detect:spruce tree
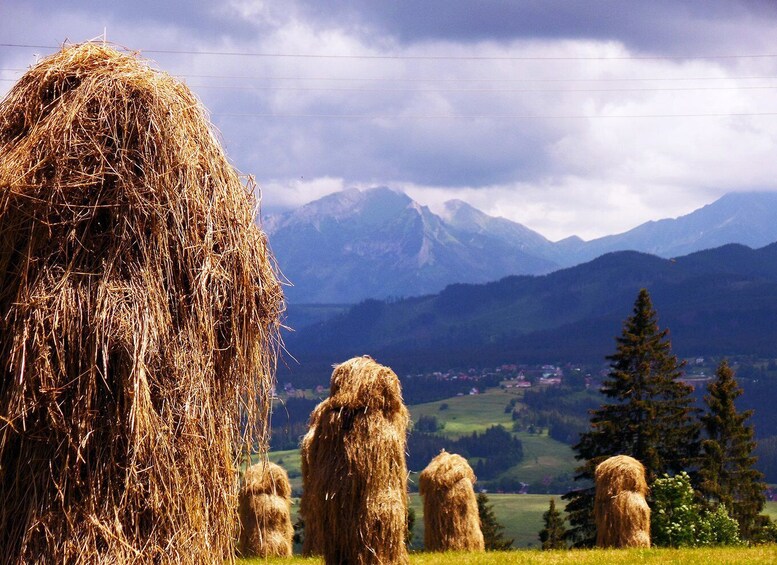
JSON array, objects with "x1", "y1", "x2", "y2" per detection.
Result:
[
  {"x1": 476, "y1": 492, "x2": 513, "y2": 550},
  {"x1": 539, "y1": 498, "x2": 566, "y2": 549},
  {"x1": 563, "y1": 288, "x2": 700, "y2": 546},
  {"x1": 698, "y1": 359, "x2": 765, "y2": 539}
]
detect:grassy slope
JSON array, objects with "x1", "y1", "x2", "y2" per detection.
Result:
[
  {"x1": 408, "y1": 388, "x2": 519, "y2": 435},
  {"x1": 268, "y1": 385, "x2": 578, "y2": 493},
  {"x1": 406, "y1": 386, "x2": 578, "y2": 485},
  {"x1": 239, "y1": 545, "x2": 777, "y2": 564}
]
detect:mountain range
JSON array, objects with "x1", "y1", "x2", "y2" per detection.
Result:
[
  {"x1": 282, "y1": 243, "x2": 777, "y2": 384},
  {"x1": 264, "y1": 189, "x2": 777, "y2": 304}
]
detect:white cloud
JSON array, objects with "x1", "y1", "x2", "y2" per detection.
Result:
[{"x1": 259, "y1": 176, "x2": 347, "y2": 212}]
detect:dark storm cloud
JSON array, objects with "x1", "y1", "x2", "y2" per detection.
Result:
[
  {"x1": 1, "y1": 0, "x2": 260, "y2": 42},
  {"x1": 217, "y1": 111, "x2": 556, "y2": 189},
  {"x1": 294, "y1": 0, "x2": 777, "y2": 55}
]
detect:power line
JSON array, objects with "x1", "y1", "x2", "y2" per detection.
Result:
[
  {"x1": 3, "y1": 65, "x2": 777, "y2": 84},
  {"x1": 4, "y1": 75, "x2": 777, "y2": 94},
  {"x1": 188, "y1": 84, "x2": 777, "y2": 93},
  {"x1": 213, "y1": 111, "x2": 777, "y2": 120},
  {"x1": 3, "y1": 42, "x2": 777, "y2": 61},
  {"x1": 4, "y1": 67, "x2": 777, "y2": 86},
  {"x1": 168, "y1": 74, "x2": 777, "y2": 84}
]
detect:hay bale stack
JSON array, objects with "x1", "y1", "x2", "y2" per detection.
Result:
[
  {"x1": 300, "y1": 356, "x2": 409, "y2": 564},
  {"x1": 595, "y1": 455, "x2": 651, "y2": 548},
  {"x1": 0, "y1": 43, "x2": 283, "y2": 563},
  {"x1": 237, "y1": 462, "x2": 294, "y2": 557},
  {"x1": 419, "y1": 450, "x2": 484, "y2": 552},
  {"x1": 299, "y1": 402, "x2": 325, "y2": 556}
]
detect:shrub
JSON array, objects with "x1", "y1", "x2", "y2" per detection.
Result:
[{"x1": 651, "y1": 472, "x2": 741, "y2": 548}]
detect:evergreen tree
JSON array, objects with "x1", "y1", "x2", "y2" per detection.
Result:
[
  {"x1": 476, "y1": 492, "x2": 513, "y2": 550},
  {"x1": 563, "y1": 288, "x2": 700, "y2": 546},
  {"x1": 698, "y1": 360, "x2": 766, "y2": 539},
  {"x1": 538, "y1": 498, "x2": 566, "y2": 549}
]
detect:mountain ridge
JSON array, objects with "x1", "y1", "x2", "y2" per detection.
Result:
[
  {"x1": 264, "y1": 188, "x2": 777, "y2": 303},
  {"x1": 265, "y1": 186, "x2": 557, "y2": 303}
]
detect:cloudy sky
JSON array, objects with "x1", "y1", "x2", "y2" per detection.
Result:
[{"x1": 3, "y1": 1, "x2": 777, "y2": 240}]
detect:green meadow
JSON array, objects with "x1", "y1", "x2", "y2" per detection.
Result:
[{"x1": 408, "y1": 388, "x2": 520, "y2": 435}]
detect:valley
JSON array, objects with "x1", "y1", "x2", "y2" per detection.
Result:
[{"x1": 265, "y1": 377, "x2": 777, "y2": 548}]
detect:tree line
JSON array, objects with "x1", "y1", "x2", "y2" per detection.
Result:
[{"x1": 407, "y1": 423, "x2": 524, "y2": 482}]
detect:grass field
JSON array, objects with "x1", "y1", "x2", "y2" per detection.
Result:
[
  {"x1": 503, "y1": 431, "x2": 576, "y2": 485},
  {"x1": 408, "y1": 388, "x2": 520, "y2": 435},
  {"x1": 237, "y1": 545, "x2": 777, "y2": 564},
  {"x1": 268, "y1": 384, "x2": 579, "y2": 494},
  {"x1": 238, "y1": 489, "x2": 777, "y2": 552}
]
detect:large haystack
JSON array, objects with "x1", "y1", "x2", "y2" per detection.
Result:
[
  {"x1": 238, "y1": 462, "x2": 294, "y2": 557},
  {"x1": 595, "y1": 455, "x2": 651, "y2": 548},
  {"x1": 0, "y1": 43, "x2": 283, "y2": 563},
  {"x1": 300, "y1": 356, "x2": 410, "y2": 564},
  {"x1": 419, "y1": 450, "x2": 484, "y2": 552}
]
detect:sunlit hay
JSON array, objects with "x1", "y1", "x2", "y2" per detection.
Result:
[
  {"x1": 300, "y1": 356, "x2": 410, "y2": 564},
  {"x1": 419, "y1": 450, "x2": 484, "y2": 552},
  {"x1": 612, "y1": 491, "x2": 651, "y2": 547},
  {"x1": 237, "y1": 462, "x2": 293, "y2": 558},
  {"x1": 595, "y1": 455, "x2": 651, "y2": 548},
  {"x1": 0, "y1": 43, "x2": 284, "y2": 564},
  {"x1": 299, "y1": 402, "x2": 325, "y2": 556}
]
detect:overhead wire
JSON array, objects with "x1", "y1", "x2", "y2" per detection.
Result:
[
  {"x1": 3, "y1": 42, "x2": 777, "y2": 120},
  {"x1": 4, "y1": 74, "x2": 777, "y2": 94},
  {"x1": 3, "y1": 42, "x2": 777, "y2": 60},
  {"x1": 212, "y1": 111, "x2": 777, "y2": 120},
  {"x1": 5, "y1": 67, "x2": 777, "y2": 84}
]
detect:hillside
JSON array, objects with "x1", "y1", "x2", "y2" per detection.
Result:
[{"x1": 285, "y1": 243, "x2": 777, "y2": 366}]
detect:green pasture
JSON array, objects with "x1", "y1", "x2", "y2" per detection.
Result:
[
  {"x1": 404, "y1": 385, "x2": 578, "y2": 485},
  {"x1": 504, "y1": 431, "x2": 576, "y2": 485},
  {"x1": 407, "y1": 387, "x2": 521, "y2": 436}
]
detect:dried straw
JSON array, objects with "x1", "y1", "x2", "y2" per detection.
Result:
[
  {"x1": 299, "y1": 402, "x2": 325, "y2": 556},
  {"x1": 595, "y1": 455, "x2": 651, "y2": 548},
  {"x1": 419, "y1": 450, "x2": 484, "y2": 552},
  {"x1": 237, "y1": 462, "x2": 293, "y2": 558},
  {"x1": 0, "y1": 43, "x2": 283, "y2": 563},
  {"x1": 300, "y1": 356, "x2": 410, "y2": 564}
]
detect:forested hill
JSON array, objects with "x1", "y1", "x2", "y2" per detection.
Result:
[{"x1": 283, "y1": 243, "x2": 777, "y2": 372}]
